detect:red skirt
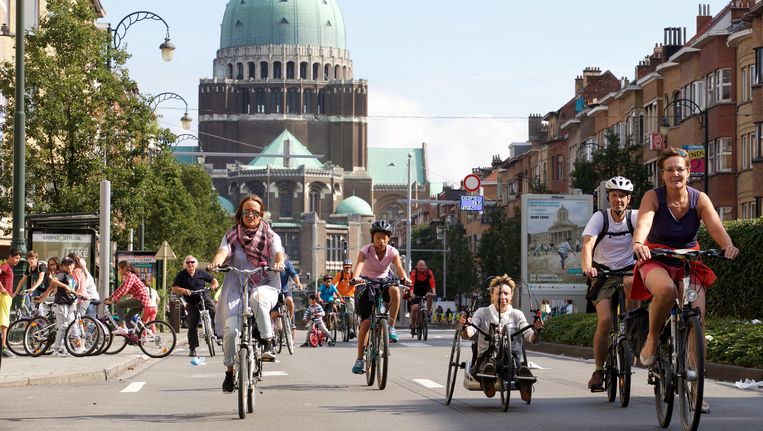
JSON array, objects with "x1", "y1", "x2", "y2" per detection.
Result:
[{"x1": 630, "y1": 242, "x2": 717, "y2": 301}]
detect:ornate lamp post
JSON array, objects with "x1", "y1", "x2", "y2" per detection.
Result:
[
  {"x1": 149, "y1": 92, "x2": 192, "y2": 130},
  {"x1": 108, "y1": 11, "x2": 175, "y2": 69},
  {"x1": 173, "y1": 134, "x2": 205, "y2": 165},
  {"x1": 660, "y1": 98, "x2": 709, "y2": 193}
]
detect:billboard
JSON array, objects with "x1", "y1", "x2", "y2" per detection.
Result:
[
  {"x1": 30, "y1": 230, "x2": 95, "y2": 270},
  {"x1": 114, "y1": 251, "x2": 160, "y2": 292},
  {"x1": 682, "y1": 144, "x2": 704, "y2": 181},
  {"x1": 520, "y1": 194, "x2": 593, "y2": 315}
]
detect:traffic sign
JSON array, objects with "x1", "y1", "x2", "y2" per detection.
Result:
[
  {"x1": 460, "y1": 195, "x2": 484, "y2": 211},
  {"x1": 463, "y1": 174, "x2": 481, "y2": 192}
]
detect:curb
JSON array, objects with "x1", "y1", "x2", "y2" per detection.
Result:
[
  {"x1": 526, "y1": 342, "x2": 763, "y2": 383},
  {"x1": 0, "y1": 355, "x2": 151, "y2": 389}
]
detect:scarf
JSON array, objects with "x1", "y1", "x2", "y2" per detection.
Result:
[{"x1": 225, "y1": 220, "x2": 274, "y2": 270}]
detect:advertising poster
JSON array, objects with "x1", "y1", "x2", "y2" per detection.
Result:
[
  {"x1": 30, "y1": 231, "x2": 95, "y2": 269},
  {"x1": 682, "y1": 144, "x2": 704, "y2": 181},
  {"x1": 521, "y1": 194, "x2": 592, "y2": 289},
  {"x1": 115, "y1": 251, "x2": 159, "y2": 291}
]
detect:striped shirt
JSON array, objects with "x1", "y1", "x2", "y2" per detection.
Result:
[{"x1": 112, "y1": 271, "x2": 150, "y2": 308}]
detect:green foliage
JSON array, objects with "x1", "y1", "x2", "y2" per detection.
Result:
[
  {"x1": 410, "y1": 223, "x2": 476, "y2": 300},
  {"x1": 697, "y1": 218, "x2": 763, "y2": 319},
  {"x1": 542, "y1": 313, "x2": 763, "y2": 368},
  {"x1": 477, "y1": 206, "x2": 522, "y2": 283},
  {"x1": 570, "y1": 129, "x2": 652, "y2": 207}
]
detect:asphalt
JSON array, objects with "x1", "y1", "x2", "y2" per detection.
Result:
[{"x1": 2, "y1": 325, "x2": 762, "y2": 388}]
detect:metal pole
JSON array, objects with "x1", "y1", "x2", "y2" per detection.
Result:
[
  {"x1": 99, "y1": 180, "x2": 112, "y2": 306},
  {"x1": 443, "y1": 226, "x2": 447, "y2": 300},
  {"x1": 312, "y1": 217, "x2": 318, "y2": 296},
  {"x1": 11, "y1": 0, "x2": 27, "y2": 261},
  {"x1": 703, "y1": 110, "x2": 709, "y2": 195},
  {"x1": 406, "y1": 153, "x2": 412, "y2": 273}
]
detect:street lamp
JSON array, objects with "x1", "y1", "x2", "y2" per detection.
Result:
[
  {"x1": 109, "y1": 11, "x2": 175, "y2": 67},
  {"x1": 173, "y1": 134, "x2": 205, "y2": 165},
  {"x1": 660, "y1": 98, "x2": 708, "y2": 193},
  {"x1": 11, "y1": 0, "x2": 27, "y2": 276},
  {"x1": 149, "y1": 92, "x2": 193, "y2": 130},
  {"x1": 576, "y1": 141, "x2": 603, "y2": 162}
]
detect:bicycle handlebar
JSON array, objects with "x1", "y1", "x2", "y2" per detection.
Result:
[
  {"x1": 596, "y1": 269, "x2": 634, "y2": 277},
  {"x1": 649, "y1": 248, "x2": 724, "y2": 259},
  {"x1": 213, "y1": 265, "x2": 272, "y2": 275}
]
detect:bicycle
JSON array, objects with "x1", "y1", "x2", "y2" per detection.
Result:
[
  {"x1": 6, "y1": 293, "x2": 44, "y2": 356},
  {"x1": 189, "y1": 289, "x2": 217, "y2": 357},
  {"x1": 214, "y1": 264, "x2": 273, "y2": 420},
  {"x1": 410, "y1": 293, "x2": 431, "y2": 341},
  {"x1": 62, "y1": 304, "x2": 101, "y2": 357},
  {"x1": 593, "y1": 268, "x2": 634, "y2": 407},
  {"x1": 339, "y1": 297, "x2": 354, "y2": 342},
  {"x1": 324, "y1": 301, "x2": 340, "y2": 343},
  {"x1": 646, "y1": 248, "x2": 724, "y2": 431},
  {"x1": 273, "y1": 293, "x2": 294, "y2": 355},
  {"x1": 96, "y1": 304, "x2": 176, "y2": 358},
  {"x1": 306, "y1": 316, "x2": 328, "y2": 347},
  {"x1": 355, "y1": 276, "x2": 405, "y2": 390},
  {"x1": 23, "y1": 312, "x2": 59, "y2": 357}
]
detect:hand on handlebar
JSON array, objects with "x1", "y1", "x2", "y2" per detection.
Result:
[
  {"x1": 582, "y1": 266, "x2": 598, "y2": 278},
  {"x1": 459, "y1": 313, "x2": 470, "y2": 326},
  {"x1": 723, "y1": 245, "x2": 740, "y2": 260}
]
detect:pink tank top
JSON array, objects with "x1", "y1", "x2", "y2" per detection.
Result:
[{"x1": 360, "y1": 244, "x2": 398, "y2": 279}]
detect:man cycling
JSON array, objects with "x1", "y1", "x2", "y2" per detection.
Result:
[
  {"x1": 279, "y1": 259, "x2": 302, "y2": 337},
  {"x1": 333, "y1": 259, "x2": 357, "y2": 339},
  {"x1": 581, "y1": 176, "x2": 639, "y2": 391},
  {"x1": 408, "y1": 259, "x2": 435, "y2": 337},
  {"x1": 171, "y1": 255, "x2": 218, "y2": 357},
  {"x1": 350, "y1": 220, "x2": 412, "y2": 374}
]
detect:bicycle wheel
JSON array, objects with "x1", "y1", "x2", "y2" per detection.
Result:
[
  {"x1": 416, "y1": 312, "x2": 422, "y2": 340},
  {"x1": 445, "y1": 329, "x2": 461, "y2": 404},
  {"x1": 331, "y1": 314, "x2": 338, "y2": 342},
  {"x1": 24, "y1": 317, "x2": 52, "y2": 357},
  {"x1": 64, "y1": 316, "x2": 99, "y2": 357},
  {"x1": 618, "y1": 338, "x2": 633, "y2": 407},
  {"x1": 377, "y1": 318, "x2": 389, "y2": 390},
  {"x1": 105, "y1": 332, "x2": 128, "y2": 355},
  {"x1": 203, "y1": 313, "x2": 216, "y2": 357},
  {"x1": 654, "y1": 330, "x2": 675, "y2": 428},
  {"x1": 138, "y1": 320, "x2": 176, "y2": 358},
  {"x1": 605, "y1": 341, "x2": 617, "y2": 402},
  {"x1": 678, "y1": 315, "x2": 704, "y2": 431},
  {"x1": 499, "y1": 329, "x2": 513, "y2": 411},
  {"x1": 422, "y1": 310, "x2": 429, "y2": 341},
  {"x1": 309, "y1": 330, "x2": 319, "y2": 347},
  {"x1": 238, "y1": 347, "x2": 249, "y2": 419},
  {"x1": 341, "y1": 313, "x2": 349, "y2": 343},
  {"x1": 365, "y1": 322, "x2": 376, "y2": 387},
  {"x1": 274, "y1": 320, "x2": 284, "y2": 354},
  {"x1": 6, "y1": 318, "x2": 31, "y2": 356},
  {"x1": 282, "y1": 312, "x2": 294, "y2": 355},
  {"x1": 92, "y1": 320, "x2": 109, "y2": 356}
]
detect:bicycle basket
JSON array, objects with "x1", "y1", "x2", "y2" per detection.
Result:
[{"x1": 624, "y1": 306, "x2": 649, "y2": 354}]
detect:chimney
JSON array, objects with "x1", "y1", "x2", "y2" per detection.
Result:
[
  {"x1": 636, "y1": 59, "x2": 651, "y2": 80},
  {"x1": 663, "y1": 27, "x2": 685, "y2": 60},
  {"x1": 575, "y1": 75, "x2": 583, "y2": 94},
  {"x1": 528, "y1": 114, "x2": 542, "y2": 142},
  {"x1": 582, "y1": 67, "x2": 602, "y2": 88},
  {"x1": 697, "y1": 4, "x2": 712, "y2": 32}
]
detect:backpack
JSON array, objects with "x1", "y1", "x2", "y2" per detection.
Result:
[{"x1": 593, "y1": 209, "x2": 634, "y2": 252}]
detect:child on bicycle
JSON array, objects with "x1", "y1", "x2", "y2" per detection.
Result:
[
  {"x1": 301, "y1": 294, "x2": 334, "y2": 347},
  {"x1": 459, "y1": 275, "x2": 543, "y2": 401},
  {"x1": 318, "y1": 274, "x2": 342, "y2": 314},
  {"x1": 350, "y1": 220, "x2": 412, "y2": 374}
]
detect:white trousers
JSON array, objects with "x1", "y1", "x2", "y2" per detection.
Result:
[{"x1": 222, "y1": 286, "x2": 279, "y2": 367}]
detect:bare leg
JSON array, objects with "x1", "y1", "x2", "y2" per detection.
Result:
[
  {"x1": 593, "y1": 298, "x2": 613, "y2": 368},
  {"x1": 640, "y1": 268, "x2": 676, "y2": 361},
  {"x1": 388, "y1": 285, "x2": 400, "y2": 326},
  {"x1": 356, "y1": 319, "x2": 371, "y2": 359},
  {"x1": 410, "y1": 303, "x2": 420, "y2": 328}
]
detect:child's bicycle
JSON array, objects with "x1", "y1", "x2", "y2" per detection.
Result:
[
  {"x1": 306, "y1": 317, "x2": 328, "y2": 347},
  {"x1": 95, "y1": 303, "x2": 176, "y2": 358}
]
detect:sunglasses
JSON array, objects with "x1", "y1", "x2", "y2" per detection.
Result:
[
  {"x1": 242, "y1": 209, "x2": 262, "y2": 218},
  {"x1": 185, "y1": 261, "x2": 197, "y2": 264}
]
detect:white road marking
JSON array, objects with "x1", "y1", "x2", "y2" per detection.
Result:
[
  {"x1": 262, "y1": 371, "x2": 288, "y2": 377},
  {"x1": 412, "y1": 379, "x2": 444, "y2": 389},
  {"x1": 400, "y1": 342, "x2": 432, "y2": 347},
  {"x1": 120, "y1": 382, "x2": 145, "y2": 393}
]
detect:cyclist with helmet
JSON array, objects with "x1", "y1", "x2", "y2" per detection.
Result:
[
  {"x1": 581, "y1": 176, "x2": 639, "y2": 391},
  {"x1": 333, "y1": 259, "x2": 357, "y2": 339},
  {"x1": 408, "y1": 260, "x2": 436, "y2": 337},
  {"x1": 279, "y1": 259, "x2": 302, "y2": 335},
  {"x1": 350, "y1": 220, "x2": 412, "y2": 374}
]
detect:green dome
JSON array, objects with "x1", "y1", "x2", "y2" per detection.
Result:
[
  {"x1": 220, "y1": 0, "x2": 347, "y2": 50},
  {"x1": 336, "y1": 196, "x2": 373, "y2": 217},
  {"x1": 218, "y1": 195, "x2": 236, "y2": 215}
]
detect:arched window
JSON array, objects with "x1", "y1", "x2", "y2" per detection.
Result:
[
  {"x1": 286, "y1": 61, "x2": 295, "y2": 79},
  {"x1": 312, "y1": 62, "x2": 320, "y2": 80},
  {"x1": 245, "y1": 182, "x2": 265, "y2": 198},
  {"x1": 324, "y1": 63, "x2": 331, "y2": 80},
  {"x1": 343, "y1": 66, "x2": 348, "y2": 80},
  {"x1": 273, "y1": 61, "x2": 282, "y2": 79},
  {"x1": 236, "y1": 62, "x2": 244, "y2": 80},
  {"x1": 334, "y1": 65, "x2": 341, "y2": 80},
  {"x1": 260, "y1": 61, "x2": 269, "y2": 79},
  {"x1": 247, "y1": 62, "x2": 256, "y2": 79},
  {"x1": 309, "y1": 189, "x2": 321, "y2": 214},
  {"x1": 227, "y1": 63, "x2": 233, "y2": 79},
  {"x1": 673, "y1": 91, "x2": 682, "y2": 126},
  {"x1": 299, "y1": 62, "x2": 308, "y2": 79},
  {"x1": 279, "y1": 184, "x2": 293, "y2": 218}
]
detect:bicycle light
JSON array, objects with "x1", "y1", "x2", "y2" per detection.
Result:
[{"x1": 685, "y1": 288, "x2": 698, "y2": 303}]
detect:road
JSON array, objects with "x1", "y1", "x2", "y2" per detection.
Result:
[{"x1": 1, "y1": 329, "x2": 760, "y2": 430}]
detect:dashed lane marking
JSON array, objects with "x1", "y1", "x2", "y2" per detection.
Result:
[
  {"x1": 412, "y1": 379, "x2": 444, "y2": 389},
  {"x1": 399, "y1": 342, "x2": 433, "y2": 347},
  {"x1": 262, "y1": 371, "x2": 288, "y2": 377},
  {"x1": 120, "y1": 382, "x2": 146, "y2": 393}
]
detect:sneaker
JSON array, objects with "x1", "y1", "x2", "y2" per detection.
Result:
[
  {"x1": 261, "y1": 341, "x2": 276, "y2": 361},
  {"x1": 54, "y1": 350, "x2": 69, "y2": 358},
  {"x1": 517, "y1": 366, "x2": 535, "y2": 402},
  {"x1": 328, "y1": 339, "x2": 335, "y2": 347},
  {"x1": 2, "y1": 348, "x2": 15, "y2": 358},
  {"x1": 188, "y1": 348, "x2": 197, "y2": 357},
  {"x1": 222, "y1": 371, "x2": 235, "y2": 393},
  {"x1": 74, "y1": 345, "x2": 87, "y2": 355},
  {"x1": 300, "y1": 342, "x2": 309, "y2": 348},
  {"x1": 352, "y1": 358, "x2": 365, "y2": 374},
  {"x1": 587, "y1": 370, "x2": 604, "y2": 392},
  {"x1": 215, "y1": 338, "x2": 223, "y2": 347},
  {"x1": 701, "y1": 400, "x2": 711, "y2": 414},
  {"x1": 389, "y1": 327, "x2": 398, "y2": 343},
  {"x1": 112, "y1": 326, "x2": 128, "y2": 336},
  {"x1": 480, "y1": 378, "x2": 496, "y2": 398}
]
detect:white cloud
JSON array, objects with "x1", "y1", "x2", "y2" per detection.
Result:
[{"x1": 367, "y1": 90, "x2": 527, "y2": 187}]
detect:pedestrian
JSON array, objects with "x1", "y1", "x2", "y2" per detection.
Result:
[
  {"x1": 0, "y1": 248, "x2": 22, "y2": 358},
  {"x1": 67, "y1": 253, "x2": 90, "y2": 319},
  {"x1": 171, "y1": 255, "x2": 217, "y2": 357},
  {"x1": 77, "y1": 256, "x2": 99, "y2": 317},
  {"x1": 142, "y1": 278, "x2": 160, "y2": 333}
]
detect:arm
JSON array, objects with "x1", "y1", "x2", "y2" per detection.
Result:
[
  {"x1": 108, "y1": 274, "x2": 135, "y2": 303},
  {"x1": 581, "y1": 235, "x2": 597, "y2": 278},
  {"x1": 210, "y1": 277, "x2": 219, "y2": 291},
  {"x1": 14, "y1": 274, "x2": 28, "y2": 295},
  {"x1": 696, "y1": 193, "x2": 739, "y2": 259},
  {"x1": 29, "y1": 271, "x2": 46, "y2": 292},
  {"x1": 633, "y1": 190, "x2": 658, "y2": 261},
  {"x1": 171, "y1": 284, "x2": 192, "y2": 297},
  {"x1": 37, "y1": 282, "x2": 57, "y2": 303},
  {"x1": 428, "y1": 270, "x2": 436, "y2": 295},
  {"x1": 392, "y1": 254, "x2": 412, "y2": 286},
  {"x1": 352, "y1": 251, "x2": 366, "y2": 280},
  {"x1": 208, "y1": 246, "x2": 230, "y2": 271}
]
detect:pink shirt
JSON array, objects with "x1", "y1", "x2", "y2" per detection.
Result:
[{"x1": 360, "y1": 244, "x2": 398, "y2": 279}]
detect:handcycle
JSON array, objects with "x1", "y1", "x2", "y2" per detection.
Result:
[
  {"x1": 646, "y1": 248, "x2": 725, "y2": 431},
  {"x1": 189, "y1": 288, "x2": 218, "y2": 357},
  {"x1": 354, "y1": 276, "x2": 407, "y2": 390},
  {"x1": 94, "y1": 301, "x2": 176, "y2": 358},
  {"x1": 446, "y1": 299, "x2": 539, "y2": 411},
  {"x1": 273, "y1": 293, "x2": 294, "y2": 355},
  {"x1": 214, "y1": 264, "x2": 274, "y2": 419},
  {"x1": 591, "y1": 268, "x2": 635, "y2": 407}
]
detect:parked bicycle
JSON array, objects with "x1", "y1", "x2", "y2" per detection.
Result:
[
  {"x1": 594, "y1": 268, "x2": 635, "y2": 407},
  {"x1": 62, "y1": 305, "x2": 100, "y2": 357},
  {"x1": 6, "y1": 293, "x2": 44, "y2": 356},
  {"x1": 214, "y1": 264, "x2": 273, "y2": 419},
  {"x1": 190, "y1": 289, "x2": 217, "y2": 357},
  {"x1": 647, "y1": 248, "x2": 724, "y2": 431}
]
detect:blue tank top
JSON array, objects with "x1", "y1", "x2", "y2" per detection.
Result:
[{"x1": 646, "y1": 186, "x2": 701, "y2": 249}]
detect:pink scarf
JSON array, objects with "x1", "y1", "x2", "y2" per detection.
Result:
[{"x1": 225, "y1": 220, "x2": 274, "y2": 269}]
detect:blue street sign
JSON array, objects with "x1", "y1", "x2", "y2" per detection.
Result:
[{"x1": 460, "y1": 195, "x2": 484, "y2": 211}]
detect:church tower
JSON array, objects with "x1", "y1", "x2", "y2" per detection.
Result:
[{"x1": 198, "y1": 0, "x2": 368, "y2": 173}]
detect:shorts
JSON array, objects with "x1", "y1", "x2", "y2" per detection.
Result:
[
  {"x1": 280, "y1": 287, "x2": 293, "y2": 298},
  {"x1": 591, "y1": 276, "x2": 624, "y2": 304},
  {"x1": 0, "y1": 292, "x2": 13, "y2": 328},
  {"x1": 355, "y1": 282, "x2": 394, "y2": 321},
  {"x1": 638, "y1": 260, "x2": 686, "y2": 287}
]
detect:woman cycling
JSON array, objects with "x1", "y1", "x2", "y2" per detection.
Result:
[
  {"x1": 208, "y1": 194, "x2": 285, "y2": 394},
  {"x1": 631, "y1": 147, "x2": 739, "y2": 413}
]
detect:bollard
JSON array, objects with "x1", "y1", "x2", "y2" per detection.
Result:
[{"x1": 168, "y1": 298, "x2": 181, "y2": 333}]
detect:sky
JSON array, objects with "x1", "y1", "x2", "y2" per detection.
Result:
[{"x1": 98, "y1": 0, "x2": 731, "y2": 189}]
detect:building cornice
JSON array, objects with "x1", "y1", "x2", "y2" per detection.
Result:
[{"x1": 637, "y1": 72, "x2": 663, "y2": 87}]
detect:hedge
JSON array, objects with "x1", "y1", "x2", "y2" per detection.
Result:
[{"x1": 542, "y1": 313, "x2": 763, "y2": 369}]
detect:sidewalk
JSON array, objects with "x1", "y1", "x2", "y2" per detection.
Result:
[{"x1": 0, "y1": 329, "x2": 189, "y2": 389}]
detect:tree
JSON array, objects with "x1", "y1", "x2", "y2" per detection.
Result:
[
  {"x1": 0, "y1": 0, "x2": 229, "y2": 260},
  {"x1": 409, "y1": 222, "x2": 476, "y2": 301},
  {"x1": 477, "y1": 206, "x2": 522, "y2": 284},
  {"x1": 571, "y1": 128, "x2": 652, "y2": 206}
]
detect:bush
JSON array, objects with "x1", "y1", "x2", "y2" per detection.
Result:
[{"x1": 541, "y1": 313, "x2": 763, "y2": 369}]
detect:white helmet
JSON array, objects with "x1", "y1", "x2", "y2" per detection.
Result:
[{"x1": 605, "y1": 176, "x2": 633, "y2": 194}]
